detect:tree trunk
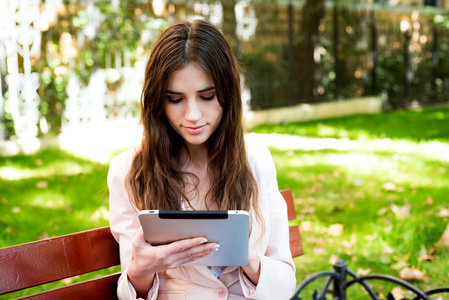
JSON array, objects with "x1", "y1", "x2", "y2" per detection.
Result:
[{"x1": 296, "y1": 0, "x2": 325, "y2": 103}]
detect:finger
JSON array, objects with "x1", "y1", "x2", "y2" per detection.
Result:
[
  {"x1": 169, "y1": 237, "x2": 209, "y2": 254},
  {"x1": 172, "y1": 243, "x2": 220, "y2": 266}
]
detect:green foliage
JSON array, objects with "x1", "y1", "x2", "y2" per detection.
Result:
[
  {"x1": 434, "y1": 14, "x2": 449, "y2": 30},
  {"x1": 40, "y1": 69, "x2": 69, "y2": 134}
]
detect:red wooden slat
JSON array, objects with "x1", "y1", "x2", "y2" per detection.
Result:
[
  {"x1": 280, "y1": 189, "x2": 297, "y2": 220},
  {"x1": 280, "y1": 189, "x2": 304, "y2": 258},
  {"x1": 0, "y1": 227, "x2": 120, "y2": 295},
  {"x1": 289, "y1": 226, "x2": 304, "y2": 258},
  {"x1": 17, "y1": 273, "x2": 121, "y2": 300}
]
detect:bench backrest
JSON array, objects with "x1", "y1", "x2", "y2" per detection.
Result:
[
  {"x1": 280, "y1": 189, "x2": 304, "y2": 258},
  {"x1": 0, "y1": 189, "x2": 302, "y2": 299},
  {"x1": 0, "y1": 226, "x2": 121, "y2": 299}
]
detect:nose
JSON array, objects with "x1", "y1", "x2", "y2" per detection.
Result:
[{"x1": 185, "y1": 98, "x2": 201, "y2": 122}]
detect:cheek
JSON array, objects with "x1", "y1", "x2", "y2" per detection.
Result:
[{"x1": 163, "y1": 104, "x2": 177, "y2": 123}]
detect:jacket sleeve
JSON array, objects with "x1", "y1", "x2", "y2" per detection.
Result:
[
  {"x1": 240, "y1": 144, "x2": 297, "y2": 299},
  {"x1": 107, "y1": 151, "x2": 160, "y2": 300}
]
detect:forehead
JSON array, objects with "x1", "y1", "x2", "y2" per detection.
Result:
[{"x1": 167, "y1": 63, "x2": 214, "y2": 92}]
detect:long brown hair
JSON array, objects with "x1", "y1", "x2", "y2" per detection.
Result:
[{"x1": 126, "y1": 19, "x2": 264, "y2": 231}]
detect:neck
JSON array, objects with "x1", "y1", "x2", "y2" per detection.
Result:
[{"x1": 181, "y1": 143, "x2": 209, "y2": 170}]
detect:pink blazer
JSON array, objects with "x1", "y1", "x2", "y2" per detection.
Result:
[{"x1": 108, "y1": 142, "x2": 296, "y2": 299}]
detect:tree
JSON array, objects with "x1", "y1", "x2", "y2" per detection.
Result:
[{"x1": 296, "y1": 0, "x2": 325, "y2": 103}]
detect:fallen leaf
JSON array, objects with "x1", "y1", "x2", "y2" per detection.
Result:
[
  {"x1": 428, "y1": 247, "x2": 437, "y2": 256},
  {"x1": 328, "y1": 254, "x2": 339, "y2": 265},
  {"x1": 356, "y1": 268, "x2": 371, "y2": 276},
  {"x1": 36, "y1": 181, "x2": 48, "y2": 189},
  {"x1": 35, "y1": 159, "x2": 43, "y2": 166},
  {"x1": 425, "y1": 197, "x2": 434, "y2": 205},
  {"x1": 437, "y1": 223, "x2": 449, "y2": 248},
  {"x1": 39, "y1": 232, "x2": 50, "y2": 240},
  {"x1": 391, "y1": 204, "x2": 412, "y2": 220},
  {"x1": 328, "y1": 224, "x2": 344, "y2": 236},
  {"x1": 313, "y1": 247, "x2": 325, "y2": 255},
  {"x1": 399, "y1": 267, "x2": 427, "y2": 281},
  {"x1": 418, "y1": 244, "x2": 435, "y2": 262},
  {"x1": 393, "y1": 252, "x2": 410, "y2": 263},
  {"x1": 309, "y1": 237, "x2": 325, "y2": 246},
  {"x1": 300, "y1": 221, "x2": 312, "y2": 232},
  {"x1": 382, "y1": 245, "x2": 394, "y2": 255},
  {"x1": 377, "y1": 207, "x2": 389, "y2": 215},
  {"x1": 436, "y1": 208, "x2": 449, "y2": 217},
  {"x1": 11, "y1": 207, "x2": 21, "y2": 214},
  {"x1": 391, "y1": 287, "x2": 404, "y2": 299},
  {"x1": 383, "y1": 182, "x2": 397, "y2": 191},
  {"x1": 301, "y1": 207, "x2": 315, "y2": 214},
  {"x1": 364, "y1": 234, "x2": 377, "y2": 241},
  {"x1": 342, "y1": 234, "x2": 356, "y2": 248}
]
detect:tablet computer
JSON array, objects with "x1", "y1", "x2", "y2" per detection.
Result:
[{"x1": 138, "y1": 210, "x2": 249, "y2": 266}]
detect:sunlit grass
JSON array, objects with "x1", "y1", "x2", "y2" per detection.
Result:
[
  {"x1": 0, "y1": 149, "x2": 109, "y2": 249},
  {"x1": 252, "y1": 106, "x2": 449, "y2": 296}
]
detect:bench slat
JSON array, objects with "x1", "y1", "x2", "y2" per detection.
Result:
[
  {"x1": 16, "y1": 273, "x2": 121, "y2": 300},
  {"x1": 289, "y1": 226, "x2": 304, "y2": 258},
  {"x1": 280, "y1": 189, "x2": 297, "y2": 220},
  {"x1": 281, "y1": 189, "x2": 304, "y2": 258},
  {"x1": 0, "y1": 226, "x2": 120, "y2": 295}
]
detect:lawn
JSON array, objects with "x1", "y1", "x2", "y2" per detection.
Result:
[
  {"x1": 253, "y1": 107, "x2": 449, "y2": 298},
  {"x1": 0, "y1": 106, "x2": 448, "y2": 298}
]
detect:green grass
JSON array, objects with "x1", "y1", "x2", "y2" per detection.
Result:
[
  {"x1": 0, "y1": 150, "x2": 110, "y2": 248},
  {"x1": 253, "y1": 106, "x2": 449, "y2": 298},
  {"x1": 1, "y1": 106, "x2": 448, "y2": 298}
]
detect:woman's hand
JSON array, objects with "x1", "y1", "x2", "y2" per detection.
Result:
[
  {"x1": 241, "y1": 247, "x2": 261, "y2": 286},
  {"x1": 127, "y1": 227, "x2": 219, "y2": 297}
]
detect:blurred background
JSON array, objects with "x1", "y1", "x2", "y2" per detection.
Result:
[
  {"x1": 1, "y1": 0, "x2": 449, "y2": 145},
  {"x1": 1, "y1": 0, "x2": 449, "y2": 298}
]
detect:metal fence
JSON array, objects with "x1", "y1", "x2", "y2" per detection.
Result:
[{"x1": 245, "y1": 2, "x2": 449, "y2": 109}]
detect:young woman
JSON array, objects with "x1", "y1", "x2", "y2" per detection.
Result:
[{"x1": 108, "y1": 19, "x2": 296, "y2": 299}]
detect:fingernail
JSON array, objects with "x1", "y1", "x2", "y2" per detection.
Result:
[
  {"x1": 211, "y1": 244, "x2": 220, "y2": 252},
  {"x1": 200, "y1": 238, "x2": 208, "y2": 244}
]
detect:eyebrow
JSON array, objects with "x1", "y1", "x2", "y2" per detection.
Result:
[{"x1": 166, "y1": 86, "x2": 215, "y2": 95}]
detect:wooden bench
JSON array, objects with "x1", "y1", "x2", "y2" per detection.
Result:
[{"x1": 0, "y1": 189, "x2": 302, "y2": 299}]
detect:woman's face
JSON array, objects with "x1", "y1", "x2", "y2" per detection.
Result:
[{"x1": 164, "y1": 63, "x2": 223, "y2": 150}]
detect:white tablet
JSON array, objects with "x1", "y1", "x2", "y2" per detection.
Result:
[{"x1": 138, "y1": 210, "x2": 249, "y2": 266}]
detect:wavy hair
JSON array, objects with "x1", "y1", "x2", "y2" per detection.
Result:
[{"x1": 126, "y1": 19, "x2": 264, "y2": 233}]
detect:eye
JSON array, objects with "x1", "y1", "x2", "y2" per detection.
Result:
[
  {"x1": 200, "y1": 93, "x2": 216, "y2": 101},
  {"x1": 167, "y1": 96, "x2": 183, "y2": 104}
]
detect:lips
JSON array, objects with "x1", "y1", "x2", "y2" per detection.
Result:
[{"x1": 184, "y1": 125, "x2": 206, "y2": 135}]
